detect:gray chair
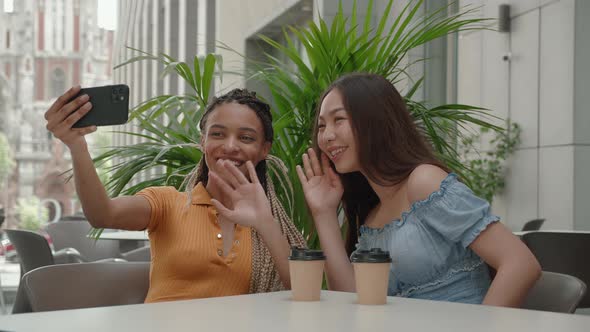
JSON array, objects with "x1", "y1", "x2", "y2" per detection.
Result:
[
  {"x1": 5, "y1": 229, "x2": 85, "y2": 275},
  {"x1": 6, "y1": 229, "x2": 128, "y2": 314},
  {"x1": 46, "y1": 220, "x2": 150, "y2": 262},
  {"x1": 59, "y1": 213, "x2": 87, "y2": 221},
  {"x1": 522, "y1": 271, "x2": 586, "y2": 313},
  {"x1": 521, "y1": 231, "x2": 590, "y2": 308},
  {"x1": 6, "y1": 229, "x2": 85, "y2": 314},
  {"x1": 521, "y1": 218, "x2": 545, "y2": 232},
  {"x1": 19, "y1": 262, "x2": 150, "y2": 312}
]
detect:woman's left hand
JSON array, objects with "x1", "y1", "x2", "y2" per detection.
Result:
[{"x1": 209, "y1": 160, "x2": 273, "y2": 230}]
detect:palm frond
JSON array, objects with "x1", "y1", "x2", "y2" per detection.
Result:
[
  {"x1": 240, "y1": 0, "x2": 498, "y2": 245},
  {"x1": 100, "y1": 1, "x2": 501, "y2": 247}
]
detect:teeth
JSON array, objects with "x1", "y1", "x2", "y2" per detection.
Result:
[
  {"x1": 221, "y1": 159, "x2": 242, "y2": 166},
  {"x1": 330, "y1": 147, "x2": 346, "y2": 158}
]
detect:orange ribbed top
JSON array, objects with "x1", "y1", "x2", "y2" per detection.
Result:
[{"x1": 136, "y1": 183, "x2": 252, "y2": 303}]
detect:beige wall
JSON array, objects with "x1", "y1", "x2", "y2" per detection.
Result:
[
  {"x1": 216, "y1": 0, "x2": 303, "y2": 92},
  {"x1": 458, "y1": 0, "x2": 590, "y2": 231}
]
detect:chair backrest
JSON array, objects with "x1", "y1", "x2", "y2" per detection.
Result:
[
  {"x1": 59, "y1": 214, "x2": 87, "y2": 221},
  {"x1": 46, "y1": 221, "x2": 121, "y2": 261},
  {"x1": 521, "y1": 231, "x2": 590, "y2": 308},
  {"x1": 521, "y1": 218, "x2": 545, "y2": 232},
  {"x1": 0, "y1": 207, "x2": 5, "y2": 228},
  {"x1": 22, "y1": 262, "x2": 150, "y2": 312},
  {"x1": 5, "y1": 229, "x2": 55, "y2": 274},
  {"x1": 522, "y1": 271, "x2": 586, "y2": 313}
]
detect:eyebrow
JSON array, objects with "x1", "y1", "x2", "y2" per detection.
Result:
[
  {"x1": 209, "y1": 124, "x2": 258, "y2": 134},
  {"x1": 318, "y1": 107, "x2": 346, "y2": 120}
]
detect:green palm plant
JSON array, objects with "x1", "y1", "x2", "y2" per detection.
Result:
[
  {"x1": 234, "y1": 0, "x2": 501, "y2": 246},
  {"x1": 89, "y1": 0, "x2": 505, "y2": 246},
  {"x1": 98, "y1": 50, "x2": 220, "y2": 194},
  {"x1": 87, "y1": 50, "x2": 221, "y2": 237}
]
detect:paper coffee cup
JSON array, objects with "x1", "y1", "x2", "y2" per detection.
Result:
[
  {"x1": 288, "y1": 247, "x2": 326, "y2": 301},
  {"x1": 351, "y1": 248, "x2": 392, "y2": 305}
]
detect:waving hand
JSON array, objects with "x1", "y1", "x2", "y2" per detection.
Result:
[{"x1": 296, "y1": 148, "x2": 343, "y2": 217}]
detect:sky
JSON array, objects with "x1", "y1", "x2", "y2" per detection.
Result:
[{"x1": 97, "y1": 0, "x2": 118, "y2": 30}]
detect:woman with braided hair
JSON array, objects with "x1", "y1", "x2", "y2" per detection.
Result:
[{"x1": 44, "y1": 86, "x2": 306, "y2": 303}]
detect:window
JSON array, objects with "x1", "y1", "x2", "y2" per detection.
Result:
[
  {"x1": 50, "y1": 68, "x2": 66, "y2": 98},
  {"x1": 3, "y1": 0, "x2": 14, "y2": 13}
]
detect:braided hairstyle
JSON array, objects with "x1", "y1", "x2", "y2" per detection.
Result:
[{"x1": 182, "y1": 88, "x2": 307, "y2": 293}]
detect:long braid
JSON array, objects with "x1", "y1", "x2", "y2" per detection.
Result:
[
  {"x1": 249, "y1": 159, "x2": 307, "y2": 293},
  {"x1": 183, "y1": 88, "x2": 307, "y2": 293}
]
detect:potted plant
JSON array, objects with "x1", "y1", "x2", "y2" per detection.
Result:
[{"x1": 91, "y1": 0, "x2": 502, "y2": 245}]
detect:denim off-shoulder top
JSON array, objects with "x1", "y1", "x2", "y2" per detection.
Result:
[{"x1": 355, "y1": 173, "x2": 499, "y2": 304}]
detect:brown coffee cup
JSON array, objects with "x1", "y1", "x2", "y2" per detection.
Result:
[
  {"x1": 351, "y1": 248, "x2": 392, "y2": 305},
  {"x1": 288, "y1": 247, "x2": 326, "y2": 301}
]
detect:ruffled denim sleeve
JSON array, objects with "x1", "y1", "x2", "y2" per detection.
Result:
[{"x1": 414, "y1": 174, "x2": 500, "y2": 248}]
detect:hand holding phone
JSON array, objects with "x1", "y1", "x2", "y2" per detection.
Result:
[{"x1": 70, "y1": 84, "x2": 130, "y2": 128}]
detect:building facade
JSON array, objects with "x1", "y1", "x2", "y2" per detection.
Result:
[
  {"x1": 456, "y1": 0, "x2": 590, "y2": 231},
  {"x1": 113, "y1": 0, "x2": 214, "y2": 145},
  {"x1": 0, "y1": 0, "x2": 114, "y2": 227},
  {"x1": 110, "y1": 0, "x2": 589, "y2": 231},
  {"x1": 112, "y1": 0, "x2": 215, "y2": 184},
  {"x1": 219, "y1": 0, "x2": 590, "y2": 231}
]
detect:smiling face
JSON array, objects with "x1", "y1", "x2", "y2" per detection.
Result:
[
  {"x1": 201, "y1": 102, "x2": 271, "y2": 176},
  {"x1": 317, "y1": 89, "x2": 360, "y2": 173}
]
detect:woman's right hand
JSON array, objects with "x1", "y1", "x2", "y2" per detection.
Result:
[
  {"x1": 44, "y1": 86, "x2": 97, "y2": 151},
  {"x1": 296, "y1": 148, "x2": 343, "y2": 218}
]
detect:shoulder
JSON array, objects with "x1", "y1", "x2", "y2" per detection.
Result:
[
  {"x1": 136, "y1": 186, "x2": 181, "y2": 199},
  {"x1": 137, "y1": 185, "x2": 179, "y2": 194},
  {"x1": 406, "y1": 164, "x2": 449, "y2": 204}
]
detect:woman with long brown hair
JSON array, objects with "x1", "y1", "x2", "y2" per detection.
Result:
[{"x1": 297, "y1": 73, "x2": 540, "y2": 306}]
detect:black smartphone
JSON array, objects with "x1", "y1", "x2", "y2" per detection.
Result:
[{"x1": 71, "y1": 84, "x2": 130, "y2": 128}]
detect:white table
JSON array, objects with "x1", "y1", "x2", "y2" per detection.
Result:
[
  {"x1": 94, "y1": 230, "x2": 149, "y2": 241},
  {"x1": 513, "y1": 230, "x2": 590, "y2": 237},
  {"x1": 0, "y1": 291, "x2": 588, "y2": 332}
]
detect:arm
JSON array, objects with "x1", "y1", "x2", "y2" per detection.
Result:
[
  {"x1": 45, "y1": 86, "x2": 151, "y2": 230},
  {"x1": 297, "y1": 148, "x2": 355, "y2": 292},
  {"x1": 312, "y1": 210, "x2": 356, "y2": 292},
  {"x1": 470, "y1": 223, "x2": 541, "y2": 307},
  {"x1": 407, "y1": 164, "x2": 541, "y2": 307},
  {"x1": 70, "y1": 143, "x2": 151, "y2": 230}
]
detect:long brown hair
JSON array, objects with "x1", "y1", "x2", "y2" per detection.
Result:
[{"x1": 312, "y1": 73, "x2": 448, "y2": 255}]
